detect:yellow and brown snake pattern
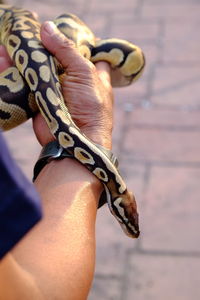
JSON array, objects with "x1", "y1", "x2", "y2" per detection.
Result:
[{"x1": 0, "y1": 5, "x2": 145, "y2": 238}]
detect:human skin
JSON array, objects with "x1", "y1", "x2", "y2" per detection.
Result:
[{"x1": 0, "y1": 21, "x2": 113, "y2": 300}]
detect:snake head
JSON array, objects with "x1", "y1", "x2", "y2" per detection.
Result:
[{"x1": 114, "y1": 191, "x2": 140, "y2": 238}]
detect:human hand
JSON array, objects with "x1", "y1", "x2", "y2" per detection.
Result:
[
  {"x1": 0, "y1": 45, "x2": 13, "y2": 71},
  {"x1": 34, "y1": 21, "x2": 113, "y2": 149},
  {"x1": 0, "y1": 21, "x2": 114, "y2": 149}
]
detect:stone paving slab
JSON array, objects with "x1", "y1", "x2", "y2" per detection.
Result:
[
  {"x1": 126, "y1": 108, "x2": 200, "y2": 129},
  {"x1": 123, "y1": 127, "x2": 200, "y2": 164},
  {"x1": 88, "y1": 276, "x2": 121, "y2": 300},
  {"x1": 141, "y1": 166, "x2": 200, "y2": 253},
  {"x1": 23, "y1": 0, "x2": 86, "y2": 17},
  {"x1": 141, "y1": 3, "x2": 200, "y2": 19},
  {"x1": 151, "y1": 66, "x2": 200, "y2": 108},
  {"x1": 2, "y1": 0, "x2": 200, "y2": 299},
  {"x1": 89, "y1": 0, "x2": 138, "y2": 14},
  {"x1": 110, "y1": 20, "x2": 160, "y2": 43},
  {"x1": 126, "y1": 254, "x2": 200, "y2": 300},
  {"x1": 163, "y1": 20, "x2": 200, "y2": 64}
]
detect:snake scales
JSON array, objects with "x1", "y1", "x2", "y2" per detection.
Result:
[{"x1": 0, "y1": 5, "x2": 145, "y2": 238}]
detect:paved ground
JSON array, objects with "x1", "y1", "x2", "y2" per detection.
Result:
[{"x1": 3, "y1": 0, "x2": 200, "y2": 299}]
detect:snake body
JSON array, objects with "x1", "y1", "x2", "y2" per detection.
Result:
[{"x1": 0, "y1": 5, "x2": 145, "y2": 238}]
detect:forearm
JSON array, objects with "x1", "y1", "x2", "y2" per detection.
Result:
[{"x1": 0, "y1": 158, "x2": 102, "y2": 300}]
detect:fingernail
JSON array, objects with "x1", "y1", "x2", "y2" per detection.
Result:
[{"x1": 44, "y1": 21, "x2": 57, "y2": 35}]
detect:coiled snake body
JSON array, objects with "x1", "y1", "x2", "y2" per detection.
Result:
[{"x1": 0, "y1": 5, "x2": 145, "y2": 238}]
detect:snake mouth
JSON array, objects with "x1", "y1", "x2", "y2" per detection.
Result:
[{"x1": 121, "y1": 221, "x2": 140, "y2": 239}]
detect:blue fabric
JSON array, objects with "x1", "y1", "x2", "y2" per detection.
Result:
[{"x1": 0, "y1": 132, "x2": 42, "y2": 259}]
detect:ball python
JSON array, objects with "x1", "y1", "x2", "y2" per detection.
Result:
[{"x1": 0, "y1": 5, "x2": 145, "y2": 238}]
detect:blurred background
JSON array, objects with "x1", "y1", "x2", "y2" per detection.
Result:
[{"x1": 3, "y1": 0, "x2": 200, "y2": 299}]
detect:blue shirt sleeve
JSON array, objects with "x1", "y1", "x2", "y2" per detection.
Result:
[{"x1": 0, "y1": 132, "x2": 42, "y2": 259}]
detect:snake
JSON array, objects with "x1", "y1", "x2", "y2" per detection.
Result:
[{"x1": 0, "y1": 5, "x2": 145, "y2": 238}]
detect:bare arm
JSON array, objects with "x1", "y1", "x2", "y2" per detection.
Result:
[
  {"x1": 0, "y1": 159, "x2": 101, "y2": 300},
  {"x1": 0, "y1": 21, "x2": 113, "y2": 300}
]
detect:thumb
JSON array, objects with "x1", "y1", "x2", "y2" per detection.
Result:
[{"x1": 40, "y1": 21, "x2": 89, "y2": 72}]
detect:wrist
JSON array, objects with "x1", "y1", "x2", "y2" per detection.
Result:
[
  {"x1": 33, "y1": 140, "x2": 117, "y2": 184},
  {"x1": 34, "y1": 157, "x2": 103, "y2": 196},
  {"x1": 81, "y1": 128, "x2": 112, "y2": 150},
  {"x1": 33, "y1": 140, "x2": 118, "y2": 208}
]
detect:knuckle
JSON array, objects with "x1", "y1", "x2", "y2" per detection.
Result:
[
  {"x1": 63, "y1": 37, "x2": 76, "y2": 48},
  {"x1": 57, "y1": 35, "x2": 76, "y2": 50},
  {"x1": 81, "y1": 59, "x2": 95, "y2": 73}
]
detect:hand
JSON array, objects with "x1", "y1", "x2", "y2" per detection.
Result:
[
  {"x1": 0, "y1": 21, "x2": 113, "y2": 149},
  {"x1": 34, "y1": 21, "x2": 113, "y2": 149},
  {"x1": 0, "y1": 45, "x2": 13, "y2": 71}
]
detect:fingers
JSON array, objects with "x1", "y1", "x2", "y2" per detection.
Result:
[
  {"x1": 0, "y1": 45, "x2": 13, "y2": 72},
  {"x1": 35, "y1": 22, "x2": 114, "y2": 148},
  {"x1": 40, "y1": 21, "x2": 89, "y2": 72},
  {"x1": 33, "y1": 113, "x2": 55, "y2": 146},
  {"x1": 32, "y1": 11, "x2": 38, "y2": 20},
  {"x1": 40, "y1": 21, "x2": 111, "y2": 85},
  {"x1": 95, "y1": 61, "x2": 111, "y2": 88}
]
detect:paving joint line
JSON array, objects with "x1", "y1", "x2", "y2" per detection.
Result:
[
  {"x1": 121, "y1": 159, "x2": 200, "y2": 169},
  {"x1": 79, "y1": 0, "x2": 93, "y2": 19},
  {"x1": 134, "y1": 0, "x2": 145, "y2": 18},
  {"x1": 132, "y1": 98, "x2": 200, "y2": 112},
  {"x1": 140, "y1": 63, "x2": 156, "y2": 108},
  {"x1": 94, "y1": 273, "x2": 121, "y2": 280},
  {"x1": 141, "y1": 162, "x2": 152, "y2": 196},
  {"x1": 119, "y1": 247, "x2": 136, "y2": 300},
  {"x1": 115, "y1": 110, "x2": 133, "y2": 160},
  {"x1": 134, "y1": 248, "x2": 200, "y2": 258},
  {"x1": 149, "y1": 103, "x2": 200, "y2": 112},
  {"x1": 156, "y1": 18, "x2": 166, "y2": 63},
  {"x1": 128, "y1": 124, "x2": 200, "y2": 132},
  {"x1": 144, "y1": 0, "x2": 200, "y2": 4}
]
